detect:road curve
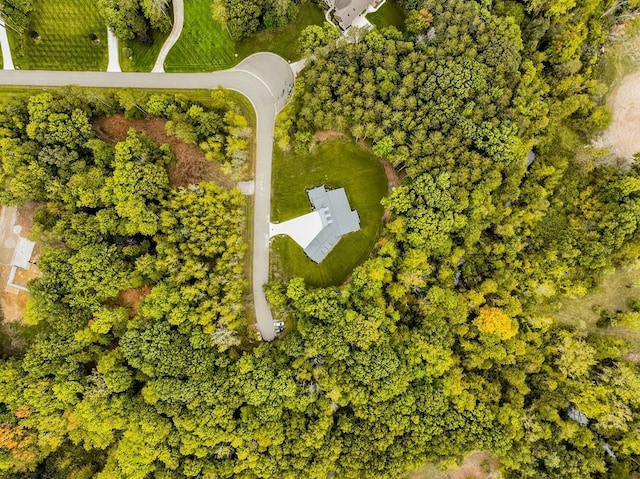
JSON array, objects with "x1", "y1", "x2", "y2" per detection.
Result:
[
  {"x1": 152, "y1": 0, "x2": 185, "y2": 73},
  {"x1": 0, "y1": 53, "x2": 295, "y2": 341}
]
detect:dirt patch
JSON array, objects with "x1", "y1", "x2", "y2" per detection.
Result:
[
  {"x1": 597, "y1": 69, "x2": 640, "y2": 162},
  {"x1": 410, "y1": 452, "x2": 500, "y2": 479},
  {"x1": 0, "y1": 205, "x2": 41, "y2": 324},
  {"x1": 117, "y1": 285, "x2": 152, "y2": 317},
  {"x1": 380, "y1": 158, "x2": 403, "y2": 189},
  {"x1": 313, "y1": 130, "x2": 345, "y2": 144},
  {"x1": 93, "y1": 115, "x2": 234, "y2": 189}
]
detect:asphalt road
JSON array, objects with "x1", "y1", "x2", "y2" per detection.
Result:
[{"x1": 0, "y1": 53, "x2": 295, "y2": 341}]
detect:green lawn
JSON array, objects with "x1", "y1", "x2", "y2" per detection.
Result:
[
  {"x1": 7, "y1": 0, "x2": 107, "y2": 71},
  {"x1": 271, "y1": 139, "x2": 388, "y2": 287},
  {"x1": 236, "y1": 3, "x2": 326, "y2": 62},
  {"x1": 120, "y1": 27, "x2": 171, "y2": 72},
  {"x1": 366, "y1": 0, "x2": 406, "y2": 32},
  {"x1": 164, "y1": 0, "x2": 236, "y2": 72}
]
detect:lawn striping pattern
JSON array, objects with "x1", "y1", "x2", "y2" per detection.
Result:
[
  {"x1": 271, "y1": 139, "x2": 388, "y2": 287},
  {"x1": 120, "y1": 28, "x2": 170, "y2": 72},
  {"x1": 164, "y1": 0, "x2": 235, "y2": 72},
  {"x1": 366, "y1": 0, "x2": 406, "y2": 32},
  {"x1": 236, "y1": 3, "x2": 326, "y2": 62},
  {"x1": 7, "y1": 0, "x2": 107, "y2": 71}
]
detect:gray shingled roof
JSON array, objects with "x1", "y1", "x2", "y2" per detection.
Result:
[
  {"x1": 304, "y1": 186, "x2": 360, "y2": 263},
  {"x1": 334, "y1": 0, "x2": 374, "y2": 29}
]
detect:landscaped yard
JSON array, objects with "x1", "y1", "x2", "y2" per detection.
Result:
[
  {"x1": 236, "y1": 3, "x2": 327, "y2": 62},
  {"x1": 7, "y1": 0, "x2": 107, "y2": 71},
  {"x1": 164, "y1": 0, "x2": 236, "y2": 72},
  {"x1": 271, "y1": 139, "x2": 388, "y2": 287},
  {"x1": 120, "y1": 27, "x2": 170, "y2": 72},
  {"x1": 366, "y1": 0, "x2": 406, "y2": 32}
]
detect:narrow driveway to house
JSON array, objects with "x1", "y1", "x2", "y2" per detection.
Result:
[
  {"x1": 107, "y1": 29, "x2": 121, "y2": 72},
  {"x1": 0, "y1": 19, "x2": 15, "y2": 70},
  {"x1": 152, "y1": 0, "x2": 184, "y2": 73},
  {"x1": 0, "y1": 53, "x2": 296, "y2": 341}
]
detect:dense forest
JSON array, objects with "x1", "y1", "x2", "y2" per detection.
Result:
[
  {"x1": 1, "y1": 0, "x2": 640, "y2": 478},
  {"x1": 213, "y1": 0, "x2": 301, "y2": 40}
]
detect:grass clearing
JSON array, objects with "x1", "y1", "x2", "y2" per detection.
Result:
[
  {"x1": 598, "y1": 16, "x2": 640, "y2": 89},
  {"x1": 7, "y1": 0, "x2": 107, "y2": 71},
  {"x1": 120, "y1": 27, "x2": 171, "y2": 72},
  {"x1": 236, "y1": 3, "x2": 326, "y2": 62},
  {"x1": 548, "y1": 263, "x2": 640, "y2": 350},
  {"x1": 270, "y1": 139, "x2": 387, "y2": 287},
  {"x1": 366, "y1": 0, "x2": 406, "y2": 32},
  {"x1": 164, "y1": 0, "x2": 235, "y2": 72}
]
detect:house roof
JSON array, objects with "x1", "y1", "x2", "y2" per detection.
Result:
[
  {"x1": 12, "y1": 237, "x2": 35, "y2": 270},
  {"x1": 304, "y1": 186, "x2": 360, "y2": 263},
  {"x1": 334, "y1": 0, "x2": 374, "y2": 29}
]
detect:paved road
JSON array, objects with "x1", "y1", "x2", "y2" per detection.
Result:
[
  {"x1": 0, "y1": 53, "x2": 295, "y2": 341},
  {"x1": 152, "y1": 0, "x2": 185, "y2": 73}
]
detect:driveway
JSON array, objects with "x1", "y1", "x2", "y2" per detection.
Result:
[
  {"x1": 152, "y1": 0, "x2": 184, "y2": 73},
  {"x1": 0, "y1": 52, "x2": 295, "y2": 341},
  {"x1": 0, "y1": 19, "x2": 14, "y2": 70}
]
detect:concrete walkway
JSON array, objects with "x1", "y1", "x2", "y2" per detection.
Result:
[
  {"x1": 106, "y1": 29, "x2": 121, "y2": 72},
  {"x1": 152, "y1": 0, "x2": 184, "y2": 73},
  {"x1": 0, "y1": 53, "x2": 296, "y2": 341},
  {"x1": 0, "y1": 19, "x2": 15, "y2": 70}
]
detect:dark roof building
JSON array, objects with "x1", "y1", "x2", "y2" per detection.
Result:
[{"x1": 304, "y1": 186, "x2": 360, "y2": 263}]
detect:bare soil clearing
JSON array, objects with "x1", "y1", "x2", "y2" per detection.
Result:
[
  {"x1": 410, "y1": 451, "x2": 500, "y2": 479},
  {"x1": 117, "y1": 285, "x2": 152, "y2": 317},
  {"x1": 0, "y1": 204, "x2": 40, "y2": 323},
  {"x1": 598, "y1": 69, "x2": 640, "y2": 162},
  {"x1": 93, "y1": 114, "x2": 234, "y2": 189},
  {"x1": 313, "y1": 130, "x2": 345, "y2": 144},
  {"x1": 595, "y1": 22, "x2": 640, "y2": 164}
]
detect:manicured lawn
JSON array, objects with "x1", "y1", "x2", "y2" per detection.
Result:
[
  {"x1": 7, "y1": 0, "x2": 107, "y2": 71},
  {"x1": 236, "y1": 3, "x2": 327, "y2": 62},
  {"x1": 164, "y1": 0, "x2": 236, "y2": 72},
  {"x1": 270, "y1": 139, "x2": 388, "y2": 287},
  {"x1": 120, "y1": 28, "x2": 170, "y2": 72},
  {"x1": 366, "y1": 0, "x2": 406, "y2": 32}
]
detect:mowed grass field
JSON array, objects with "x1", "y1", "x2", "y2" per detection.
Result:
[
  {"x1": 270, "y1": 139, "x2": 388, "y2": 287},
  {"x1": 366, "y1": 0, "x2": 406, "y2": 32},
  {"x1": 164, "y1": 0, "x2": 235, "y2": 72},
  {"x1": 120, "y1": 27, "x2": 171, "y2": 72},
  {"x1": 7, "y1": 0, "x2": 107, "y2": 71},
  {"x1": 236, "y1": 3, "x2": 326, "y2": 62}
]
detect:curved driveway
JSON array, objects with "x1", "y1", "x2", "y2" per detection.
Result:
[
  {"x1": 152, "y1": 0, "x2": 184, "y2": 73},
  {"x1": 0, "y1": 53, "x2": 295, "y2": 341}
]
